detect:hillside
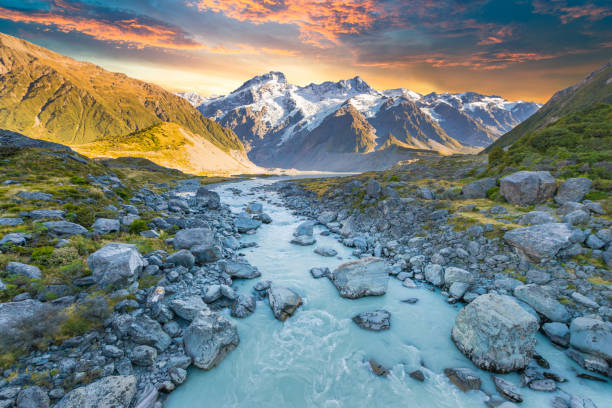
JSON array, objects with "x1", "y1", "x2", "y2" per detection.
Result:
[
  {"x1": 486, "y1": 59, "x2": 612, "y2": 152},
  {"x1": 0, "y1": 33, "x2": 255, "y2": 174}
]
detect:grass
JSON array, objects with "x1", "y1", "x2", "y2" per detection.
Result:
[{"x1": 587, "y1": 276, "x2": 612, "y2": 285}]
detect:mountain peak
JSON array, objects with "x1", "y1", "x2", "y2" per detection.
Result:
[
  {"x1": 233, "y1": 71, "x2": 287, "y2": 94},
  {"x1": 338, "y1": 76, "x2": 372, "y2": 93}
]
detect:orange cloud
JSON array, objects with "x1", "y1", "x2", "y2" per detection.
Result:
[
  {"x1": 193, "y1": 0, "x2": 386, "y2": 46},
  {"x1": 0, "y1": 6, "x2": 202, "y2": 50},
  {"x1": 559, "y1": 5, "x2": 612, "y2": 24}
]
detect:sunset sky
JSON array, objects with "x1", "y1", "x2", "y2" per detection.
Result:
[{"x1": 0, "y1": 0, "x2": 610, "y2": 102}]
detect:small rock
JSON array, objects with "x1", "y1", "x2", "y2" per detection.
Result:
[{"x1": 352, "y1": 310, "x2": 391, "y2": 331}]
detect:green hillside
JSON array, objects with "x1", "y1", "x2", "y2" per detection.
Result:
[
  {"x1": 0, "y1": 33, "x2": 243, "y2": 153},
  {"x1": 486, "y1": 60, "x2": 612, "y2": 152}
]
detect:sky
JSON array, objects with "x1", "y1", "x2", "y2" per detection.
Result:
[{"x1": 0, "y1": 0, "x2": 610, "y2": 102}]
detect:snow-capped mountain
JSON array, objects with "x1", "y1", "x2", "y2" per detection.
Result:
[{"x1": 179, "y1": 72, "x2": 540, "y2": 171}]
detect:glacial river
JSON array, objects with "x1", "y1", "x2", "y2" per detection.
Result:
[{"x1": 166, "y1": 178, "x2": 611, "y2": 408}]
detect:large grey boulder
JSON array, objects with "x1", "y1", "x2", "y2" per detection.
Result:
[
  {"x1": 444, "y1": 267, "x2": 473, "y2": 287},
  {"x1": 43, "y1": 221, "x2": 87, "y2": 238},
  {"x1": 0, "y1": 217, "x2": 23, "y2": 226},
  {"x1": 166, "y1": 249, "x2": 195, "y2": 268},
  {"x1": 131, "y1": 345, "x2": 157, "y2": 366},
  {"x1": 191, "y1": 244, "x2": 222, "y2": 264},
  {"x1": 91, "y1": 218, "x2": 120, "y2": 235},
  {"x1": 231, "y1": 294, "x2": 256, "y2": 318},
  {"x1": 462, "y1": 177, "x2": 497, "y2": 199},
  {"x1": 519, "y1": 211, "x2": 555, "y2": 226},
  {"x1": 268, "y1": 285, "x2": 303, "y2": 321},
  {"x1": 173, "y1": 228, "x2": 216, "y2": 250},
  {"x1": 424, "y1": 264, "x2": 445, "y2": 287},
  {"x1": 555, "y1": 177, "x2": 592, "y2": 204},
  {"x1": 196, "y1": 187, "x2": 220, "y2": 209},
  {"x1": 0, "y1": 232, "x2": 30, "y2": 246},
  {"x1": 87, "y1": 243, "x2": 145, "y2": 288},
  {"x1": 542, "y1": 322, "x2": 570, "y2": 347},
  {"x1": 222, "y1": 261, "x2": 261, "y2": 279},
  {"x1": 514, "y1": 284, "x2": 570, "y2": 323},
  {"x1": 128, "y1": 314, "x2": 172, "y2": 351},
  {"x1": 290, "y1": 234, "x2": 316, "y2": 246},
  {"x1": 183, "y1": 310, "x2": 239, "y2": 370},
  {"x1": 500, "y1": 171, "x2": 556, "y2": 206},
  {"x1": 503, "y1": 223, "x2": 573, "y2": 263},
  {"x1": 366, "y1": 179, "x2": 382, "y2": 197},
  {"x1": 6, "y1": 262, "x2": 42, "y2": 279},
  {"x1": 330, "y1": 258, "x2": 389, "y2": 299},
  {"x1": 352, "y1": 309, "x2": 391, "y2": 331},
  {"x1": 295, "y1": 221, "x2": 315, "y2": 237},
  {"x1": 451, "y1": 294, "x2": 538, "y2": 372},
  {"x1": 169, "y1": 296, "x2": 208, "y2": 321},
  {"x1": 23, "y1": 209, "x2": 65, "y2": 219},
  {"x1": 234, "y1": 214, "x2": 262, "y2": 233},
  {"x1": 54, "y1": 375, "x2": 137, "y2": 408},
  {"x1": 0, "y1": 300, "x2": 47, "y2": 347},
  {"x1": 16, "y1": 386, "x2": 49, "y2": 408},
  {"x1": 569, "y1": 317, "x2": 612, "y2": 360}
]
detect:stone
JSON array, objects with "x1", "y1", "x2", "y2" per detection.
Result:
[
  {"x1": 310, "y1": 267, "x2": 330, "y2": 279},
  {"x1": 555, "y1": 177, "x2": 592, "y2": 204},
  {"x1": 542, "y1": 322, "x2": 570, "y2": 347},
  {"x1": 183, "y1": 310, "x2": 239, "y2": 370},
  {"x1": 169, "y1": 367, "x2": 187, "y2": 385},
  {"x1": 195, "y1": 187, "x2": 220, "y2": 209},
  {"x1": 444, "y1": 368, "x2": 482, "y2": 392},
  {"x1": 409, "y1": 370, "x2": 425, "y2": 382},
  {"x1": 295, "y1": 221, "x2": 315, "y2": 237},
  {"x1": 131, "y1": 345, "x2": 157, "y2": 366},
  {"x1": 91, "y1": 218, "x2": 120, "y2": 235},
  {"x1": 318, "y1": 211, "x2": 337, "y2": 224},
  {"x1": 424, "y1": 264, "x2": 444, "y2": 287},
  {"x1": 571, "y1": 292, "x2": 599, "y2": 309},
  {"x1": 449, "y1": 282, "x2": 470, "y2": 299},
  {"x1": 528, "y1": 379, "x2": 556, "y2": 392},
  {"x1": 0, "y1": 300, "x2": 47, "y2": 347},
  {"x1": 87, "y1": 243, "x2": 145, "y2": 288},
  {"x1": 519, "y1": 211, "x2": 556, "y2": 226},
  {"x1": 352, "y1": 309, "x2": 391, "y2": 331},
  {"x1": 444, "y1": 267, "x2": 473, "y2": 287},
  {"x1": 314, "y1": 246, "x2": 338, "y2": 257},
  {"x1": 268, "y1": 285, "x2": 303, "y2": 321},
  {"x1": 43, "y1": 221, "x2": 87, "y2": 238},
  {"x1": 16, "y1": 386, "x2": 49, "y2": 408},
  {"x1": 492, "y1": 376, "x2": 522, "y2": 402},
  {"x1": 120, "y1": 214, "x2": 140, "y2": 226},
  {"x1": 18, "y1": 191, "x2": 53, "y2": 201},
  {"x1": 102, "y1": 345, "x2": 123, "y2": 358},
  {"x1": 500, "y1": 171, "x2": 556, "y2": 206},
  {"x1": 0, "y1": 217, "x2": 23, "y2": 226},
  {"x1": 222, "y1": 261, "x2": 261, "y2": 279},
  {"x1": 514, "y1": 284, "x2": 570, "y2": 323},
  {"x1": 245, "y1": 202, "x2": 263, "y2": 214},
  {"x1": 569, "y1": 317, "x2": 612, "y2": 361},
  {"x1": 129, "y1": 314, "x2": 172, "y2": 351},
  {"x1": 330, "y1": 258, "x2": 389, "y2": 299},
  {"x1": 54, "y1": 375, "x2": 137, "y2": 408},
  {"x1": 23, "y1": 209, "x2": 65, "y2": 219},
  {"x1": 503, "y1": 223, "x2": 573, "y2": 263},
  {"x1": 169, "y1": 296, "x2": 208, "y2": 321},
  {"x1": 369, "y1": 359, "x2": 389, "y2": 377},
  {"x1": 166, "y1": 250, "x2": 195, "y2": 268},
  {"x1": 191, "y1": 244, "x2": 222, "y2": 264},
  {"x1": 451, "y1": 294, "x2": 538, "y2": 372},
  {"x1": 366, "y1": 179, "x2": 382, "y2": 197},
  {"x1": 254, "y1": 213, "x2": 272, "y2": 224},
  {"x1": 230, "y1": 294, "x2": 256, "y2": 318},
  {"x1": 0, "y1": 232, "x2": 30, "y2": 246},
  {"x1": 290, "y1": 235, "x2": 316, "y2": 246},
  {"x1": 563, "y1": 210, "x2": 589, "y2": 225},
  {"x1": 203, "y1": 285, "x2": 222, "y2": 303},
  {"x1": 6, "y1": 262, "x2": 42, "y2": 279},
  {"x1": 461, "y1": 177, "x2": 497, "y2": 199},
  {"x1": 585, "y1": 234, "x2": 605, "y2": 250},
  {"x1": 173, "y1": 228, "x2": 216, "y2": 250},
  {"x1": 235, "y1": 214, "x2": 262, "y2": 233},
  {"x1": 168, "y1": 198, "x2": 189, "y2": 212}
]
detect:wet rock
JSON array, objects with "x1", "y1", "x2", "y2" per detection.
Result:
[
  {"x1": 369, "y1": 359, "x2": 389, "y2": 377},
  {"x1": 173, "y1": 228, "x2": 216, "y2": 249},
  {"x1": 528, "y1": 379, "x2": 556, "y2": 392},
  {"x1": 451, "y1": 294, "x2": 538, "y2": 372},
  {"x1": 231, "y1": 294, "x2": 256, "y2": 318},
  {"x1": 268, "y1": 285, "x2": 303, "y2": 321},
  {"x1": 569, "y1": 317, "x2": 612, "y2": 360},
  {"x1": 500, "y1": 171, "x2": 556, "y2": 206},
  {"x1": 330, "y1": 258, "x2": 389, "y2": 299},
  {"x1": 131, "y1": 345, "x2": 157, "y2": 366},
  {"x1": 169, "y1": 296, "x2": 208, "y2": 321},
  {"x1": 492, "y1": 376, "x2": 522, "y2": 402},
  {"x1": 514, "y1": 284, "x2": 570, "y2": 323},
  {"x1": 43, "y1": 221, "x2": 87, "y2": 238},
  {"x1": 254, "y1": 213, "x2": 272, "y2": 224},
  {"x1": 235, "y1": 214, "x2": 262, "y2": 233},
  {"x1": 16, "y1": 386, "x2": 49, "y2": 408},
  {"x1": 246, "y1": 202, "x2": 263, "y2": 214},
  {"x1": 449, "y1": 282, "x2": 470, "y2": 299},
  {"x1": 567, "y1": 349, "x2": 609, "y2": 375},
  {"x1": 6, "y1": 262, "x2": 42, "y2": 279},
  {"x1": 462, "y1": 177, "x2": 497, "y2": 199},
  {"x1": 222, "y1": 261, "x2": 261, "y2": 279},
  {"x1": 542, "y1": 322, "x2": 570, "y2": 347},
  {"x1": 503, "y1": 223, "x2": 573, "y2": 263},
  {"x1": 184, "y1": 310, "x2": 239, "y2": 370},
  {"x1": 555, "y1": 177, "x2": 592, "y2": 205},
  {"x1": 295, "y1": 221, "x2": 315, "y2": 237},
  {"x1": 54, "y1": 375, "x2": 137, "y2": 408},
  {"x1": 91, "y1": 218, "x2": 120, "y2": 235},
  {"x1": 290, "y1": 234, "x2": 316, "y2": 246},
  {"x1": 87, "y1": 243, "x2": 145, "y2": 288},
  {"x1": 444, "y1": 368, "x2": 481, "y2": 392},
  {"x1": 352, "y1": 309, "x2": 391, "y2": 331},
  {"x1": 408, "y1": 369, "x2": 425, "y2": 382},
  {"x1": 310, "y1": 267, "x2": 330, "y2": 279},
  {"x1": 314, "y1": 246, "x2": 338, "y2": 257}
]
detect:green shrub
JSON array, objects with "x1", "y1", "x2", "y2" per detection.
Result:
[
  {"x1": 128, "y1": 219, "x2": 148, "y2": 234},
  {"x1": 31, "y1": 246, "x2": 55, "y2": 266},
  {"x1": 488, "y1": 146, "x2": 505, "y2": 164}
]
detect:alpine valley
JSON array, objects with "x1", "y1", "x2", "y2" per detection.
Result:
[{"x1": 179, "y1": 72, "x2": 540, "y2": 171}]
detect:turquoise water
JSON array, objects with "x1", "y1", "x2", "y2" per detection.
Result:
[{"x1": 166, "y1": 178, "x2": 611, "y2": 408}]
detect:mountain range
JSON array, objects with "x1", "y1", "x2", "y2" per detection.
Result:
[
  {"x1": 0, "y1": 33, "x2": 257, "y2": 175},
  {"x1": 178, "y1": 72, "x2": 540, "y2": 171}
]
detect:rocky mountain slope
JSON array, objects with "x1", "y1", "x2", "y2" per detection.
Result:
[
  {"x1": 0, "y1": 33, "x2": 257, "y2": 175},
  {"x1": 180, "y1": 72, "x2": 539, "y2": 171},
  {"x1": 487, "y1": 59, "x2": 612, "y2": 152}
]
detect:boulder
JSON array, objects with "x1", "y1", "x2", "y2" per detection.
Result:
[
  {"x1": 173, "y1": 228, "x2": 216, "y2": 250},
  {"x1": 268, "y1": 285, "x2": 303, "y2": 321},
  {"x1": 0, "y1": 217, "x2": 23, "y2": 226},
  {"x1": 222, "y1": 261, "x2": 261, "y2": 279},
  {"x1": 295, "y1": 221, "x2": 315, "y2": 237},
  {"x1": 519, "y1": 211, "x2": 555, "y2": 226},
  {"x1": 318, "y1": 211, "x2": 337, "y2": 224},
  {"x1": 444, "y1": 368, "x2": 482, "y2": 392},
  {"x1": 54, "y1": 375, "x2": 137, "y2": 408},
  {"x1": 503, "y1": 223, "x2": 573, "y2": 263},
  {"x1": 310, "y1": 267, "x2": 330, "y2": 279},
  {"x1": 168, "y1": 198, "x2": 189, "y2": 212},
  {"x1": 43, "y1": 221, "x2": 87, "y2": 238},
  {"x1": 290, "y1": 235, "x2": 316, "y2": 246},
  {"x1": 542, "y1": 322, "x2": 570, "y2": 347},
  {"x1": 0, "y1": 300, "x2": 47, "y2": 346},
  {"x1": 451, "y1": 294, "x2": 538, "y2": 372},
  {"x1": 245, "y1": 202, "x2": 263, "y2": 214},
  {"x1": 461, "y1": 177, "x2": 497, "y2": 199},
  {"x1": 444, "y1": 267, "x2": 473, "y2": 287},
  {"x1": 555, "y1": 177, "x2": 592, "y2": 204},
  {"x1": 24, "y1": 209, "x2": 65, "y2": 219},
  {"x1": 87, "y1": 243, "x2": 145, "y2": 288},
  {"x1": 492, "y1": 376, "x2": 522, "y2": 403},
  {"x1": 424, "y1": 264, "x2": 444, "y2": 287},
  {"x1": 352, "y1": 309, "x2": 391, "y2": 331},
  {"x1": 91, "y1": 218, "x2": 120, "y2": 235},
  {"x1": 230, "y1": 294, "x2": 256, "y2": 318},
  {"x1": 563, "y1": 210, "x2": 589, "y2": 225},
  {"x1": 514, "y1": 284, "x2": 570, "y2": 323},
  {"x1": 191, "y1": 244, "x2": 222, "y2": 264},
  {"x1": 330, "y1": 258, "x2": 389, "y2": 299},
  {"x1": 366, "y1": 179, "x2": 382, "y2": 197},
  {"x1": 195, "y1": 187, "x2": 220, "y2": 209},
  {"x1": 235, "y1": 214, "x2": 262, "y2": 233},
  {"x1": 128, "y1": 314, "x2": 172, "y2": 351},
  {"x1": 6, "y1": 262, "x2": 42, "y2": 279},
  {"x1": 131, "y1": 345, "x2": 157, "y2": 366},
  {"x1": 500, "y1": 171, "x2": 556, "y2": 206},
  {"x1": 569, "y1": 317, "x2": 612, "y2": 360},
  {"x1": 16, "y1": 386, "x2": 49, "y2": 408},
  {"x1": 166, "y1": 249, "x2": 195, "y2": 268},
  {"x1": 314, "y1": 246, "x2": 338, "y2": 257},
  {"x1": 183, "y1": 310, "x2": 239, "y2": 369},
  {"x1": 169, "y1": 296, "x2": 208, "y2": 321},
  {"x1": 0, "y1": 232, "x2": 30, "y2": 246}
]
